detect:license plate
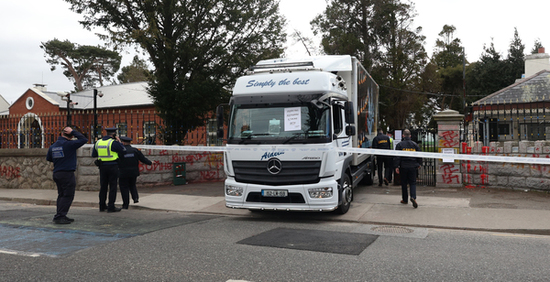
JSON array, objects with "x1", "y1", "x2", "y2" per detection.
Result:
[{"x1": 262, "y1": 189, "x2": 288, "y2": 197}]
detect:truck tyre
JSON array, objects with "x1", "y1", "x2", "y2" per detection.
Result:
[{"x1": 336, "y1": 174, "x2": 352, "y2": 214}]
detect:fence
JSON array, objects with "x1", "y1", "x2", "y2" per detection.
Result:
[
  {"x1": 0, "y1": 110, "x2": 222, "y2": 149},
  {"x1": 465, "y1": 100, "x2": 550, "y2": 146}
]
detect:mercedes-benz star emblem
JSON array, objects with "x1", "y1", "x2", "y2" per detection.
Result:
[{"x1": 267, "y1": 158, "x2": 282, "y2": 175}]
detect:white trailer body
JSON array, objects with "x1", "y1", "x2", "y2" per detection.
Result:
[{"x1": 221, "y1": 55, "x2": 379, "y2": 214}]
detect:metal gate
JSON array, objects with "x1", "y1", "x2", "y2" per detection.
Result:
[{"x1": 411, "y1": 129, "x2": 437, "y2": 186}]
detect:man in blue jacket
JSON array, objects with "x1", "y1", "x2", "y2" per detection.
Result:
[
  {"x1": 394, "y1": 129, "x2": 422, "y2": 208},
  {"x1": 46, "y1": 127, "x2": 88, "y2": 224}
]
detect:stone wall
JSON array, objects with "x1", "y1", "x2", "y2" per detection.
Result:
[
  {"x1": 461, "y1": 140, "x2": 550, "y2": 191},
  {"x1": 0, "y1": 146, "x2": 225, "y2": 191}
]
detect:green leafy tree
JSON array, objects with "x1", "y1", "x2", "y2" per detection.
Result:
[
  {"x1": 467, "y1": 41, "x2": 508, "y2": 98},
  {"x1": 311, "y1": 0, "x2": 382, "y2": 71},
  {"x1": 312, "y1": 0, "x2": 427, "y2": 129},
  {"x1": 65, "y1": 0, "x2": 286, "y2": 144},
  {"x1": 432, "y1": 25, "x2": 464, "y2": 69},
  {"x1": 40, "y1": 39, "x2": 121, "y2": 91},
  {"x1": 117, "y1": 55, "x2": 152, "y2": 84},
  {"x1": 506, "y1": 28, "x2": 525, "y2": 81},
  {"x1": 370, "y1": 0, "x2": 428, "y2": 129},
  {"x1": 531, "y1": 39, "x2": 544, "y2": 54}
]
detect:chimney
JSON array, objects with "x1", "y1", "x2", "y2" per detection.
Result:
[
  {"x1": 524, "y1": 48, "x2": 550, "y2": 78},
  {"x1": 33, "y1": 83, "x2": 47, "y2": 92}
]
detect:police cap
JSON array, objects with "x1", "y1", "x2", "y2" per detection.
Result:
[
  {"x1": 105, "y1": 127, "x2": 117, "y2": 134},
  {"x1": 120, "y1": 136, "x2": 132, "y2": 142}
]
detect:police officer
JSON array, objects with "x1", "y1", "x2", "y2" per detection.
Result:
[
  {"x1": 372, "y1": 128, "x2": 392, "y2": 186},
  {"x1": 394, "y1": 129, "x2": 422, "y2": 208},
  {"x1": 46, "y1": 127, "x2": 88, "y2": 224},
  {"x1": 118, "y1": 136, "x2": 152, "y2": 209},
  {"x1": 92, "y1": 127, "x2": 126, "y2": 212}
]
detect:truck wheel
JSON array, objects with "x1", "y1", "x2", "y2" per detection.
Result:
[{"x1": 336, "y1": 174, "x2": 352, "y2": 214}]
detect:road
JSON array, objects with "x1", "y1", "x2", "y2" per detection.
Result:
[{"x1": 1, "y1": 200, "x2": 550, "y2": 281}]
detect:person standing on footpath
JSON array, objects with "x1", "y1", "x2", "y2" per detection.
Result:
[
  {"x1": 92, "y1": 127, "x2": 126, "y2": 212},
  {"x1": 46, "y1": 127, "x2": 88, "y2": 224},
  {"x1": 118, "y1": 136, "x2": 152, "y2": 209},
  {"x1": 372, "y1": 128, "x2": 392, "y2": 186},
  {"x1": 394, "y1": 129, "x2": 422, "y2": 208}
]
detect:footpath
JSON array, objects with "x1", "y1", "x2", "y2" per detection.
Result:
[{"x1": 1, "y1": 181, "x2": 550, "y2": 235}]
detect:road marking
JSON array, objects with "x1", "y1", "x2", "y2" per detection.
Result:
[{"x1": 0, "y1": 248, "x2": 50, "y2": 258}]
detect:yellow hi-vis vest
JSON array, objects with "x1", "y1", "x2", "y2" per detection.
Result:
[{"x1": 96, "y1": 139, "x2": 119, "y2": 162}]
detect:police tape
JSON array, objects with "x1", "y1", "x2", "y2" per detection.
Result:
[{"x1": 121, "y1": 144, "x2": 550, "y2": 166}]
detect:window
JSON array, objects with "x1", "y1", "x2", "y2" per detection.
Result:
[
  {"x1": 143, "y1": 121, "x2": 156, "y2": 144},
  {"x1": 116, "y1": 122, "x2": 128, "y2": 136},
  {"x1": 207, "y1": 118, "x2": 221, "y2": 146},
  {"x1": 332, "y1": 104, "x2": 343, "y2": 135}
]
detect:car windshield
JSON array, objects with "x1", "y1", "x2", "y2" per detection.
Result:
[{"x1": 228, "y1": 103, "x2": 331, "y2": 144}]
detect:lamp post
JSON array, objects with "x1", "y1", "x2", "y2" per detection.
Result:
[
  {"x1": 57, "y1": 92, "x2": 75, "y2": 126},
  {"x1": 93, "y1": 89, "x2": 103, "y2": 141}
]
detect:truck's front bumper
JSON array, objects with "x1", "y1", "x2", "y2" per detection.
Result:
[{"x1": 224, "y1": 177, "x2": 339, "y2": 212}]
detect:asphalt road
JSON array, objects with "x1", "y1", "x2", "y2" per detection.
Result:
[{"x1": 2, "y1": 200, "x2": 550, "y2": 281}]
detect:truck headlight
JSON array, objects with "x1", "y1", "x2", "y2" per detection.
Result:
[
  {"x1": 225, "y1": 185, "x2": 243, "y2": 196},
  {"x1": 308, "y1": 187, "x2": 333, "y2": 198}
]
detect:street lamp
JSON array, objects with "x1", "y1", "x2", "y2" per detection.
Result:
[
  {"x1": 93, "y1": 89, "x2": 104, "y2": 141},
  {"x1": 57, "y1": 92, "x2": 77, "y2": 126}
]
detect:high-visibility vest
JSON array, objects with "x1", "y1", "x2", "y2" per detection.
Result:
[{"x1": 95, "y1": 139, "x2": 119, "y2": 162}]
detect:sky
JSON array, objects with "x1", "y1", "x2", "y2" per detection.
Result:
[{"x1": 1, "y1": 0, "x2": 549, "y2": 105}]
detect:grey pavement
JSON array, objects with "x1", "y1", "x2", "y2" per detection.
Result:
[{"x1": 2, "y1": 181, "x2": 550, "y2": 235}]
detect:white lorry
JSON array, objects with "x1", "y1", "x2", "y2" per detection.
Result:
[{"x1": 217, "y1": 55, "x2": 378, "y2": 214}]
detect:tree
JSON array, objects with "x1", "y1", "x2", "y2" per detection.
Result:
[
  {"x1": 467, "y1": 41, "x2": 508, "y2": 98},
  {"x1": 40, "y1": 39, "x2": 121, "y2": 91},
  {"x1": 311, "y1": 0, "x2": 427, "y2": 129},
  {"x1": 311, "y1": 0, "x2": 381, "y2": 72},
  {"x1": 65, "y1": 0, "x2": 286, "y2": 144},
  {"x1": 432, "y1": 25, "x2": 464, "y2": 69},
  {"x1": 117, "y1": 55, "x2": 152, "y2": 84},
  {"x1": 370, "y1": 0, "x2": 428, "y2": 129},
  {"x1": 531, "y1": 39, "x2": 544, "y2": 54},
  {"x1": 506, "y1": 27, "x2": 525, "y2": 81}
]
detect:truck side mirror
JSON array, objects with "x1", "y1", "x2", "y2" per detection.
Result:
[
  {"x1": 344, "y1": 101, "x2": 354, "y2": 124},
  {"x1": 346, "y1": 125, "x2": 356, "y2": 136},
  {"x1": 216, "y1": 105, "x2": 224, "y2": 139}
]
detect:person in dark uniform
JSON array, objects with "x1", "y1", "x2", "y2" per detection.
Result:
[
  {"x1": 92, "y1": 127, "x2": 126, "y2": 212},
  {"x1": 118, "y1": 136, "x2": 152, "y2": 209},
  {"x1": 372, "y1": 128, "x2": 392, "y2": 186},
  {"x1": 46, "y1": 127, "x2": 88, "y2": 224},
  {"x1": 394, "y1": 129, "x2": 422, "y2": 208}
]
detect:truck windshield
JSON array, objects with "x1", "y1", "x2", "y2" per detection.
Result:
[{"x1": 228, "y1": 103, "x2": 331, "y2": 144}]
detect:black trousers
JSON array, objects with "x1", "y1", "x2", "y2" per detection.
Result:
[
  {"x1": 400, "y1": 167, "x2": 417, "y2": 201},
  {"x1": 53, "y1": 171, "x2": 76, "y2": 220},
  {"x1": 376, "y1": 155, "x2": 392, "y2": 184},
  {"x1": 119, "y1": 176, "x2": 138, "y2": 207},
  {"x1": 99, "y1": 164, "x2": 119, "y2": 209}
]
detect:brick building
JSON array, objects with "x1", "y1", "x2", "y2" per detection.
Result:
[{"x1": 0, "y1": 82, "x2": 220, "y2": 148}]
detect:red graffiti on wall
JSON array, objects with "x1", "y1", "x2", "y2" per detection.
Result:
[
  {"x1": 200, "y1": 170, "x2": 220, "y2": 180},
  {"x1": 1, "y1": 165, "x2": 21, "y2": 179},
  {"x1": 440, "y1": 164, "x2": 460, "y2": 184},
  {"x1": 439, "y1": 130, "x2": 459, "y2": 148},
  {"x1": 159, "y1": 150, "x2": 169, "y2": 156},
  {"x1": 462, "y1": 161, "x2": 488, "y2": 174}
]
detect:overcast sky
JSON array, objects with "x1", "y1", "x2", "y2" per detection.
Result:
[{"x1": 1, "y1": 0, "x2": 549, "y2": 104}]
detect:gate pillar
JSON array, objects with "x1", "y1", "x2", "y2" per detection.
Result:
[{"x1": 433, "y1": 109, "x2": 464, "y2": 188}]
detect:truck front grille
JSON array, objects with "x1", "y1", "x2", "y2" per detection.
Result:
[{"x1": 233, "y1": 160, "x2": 321, "y2": 186}]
